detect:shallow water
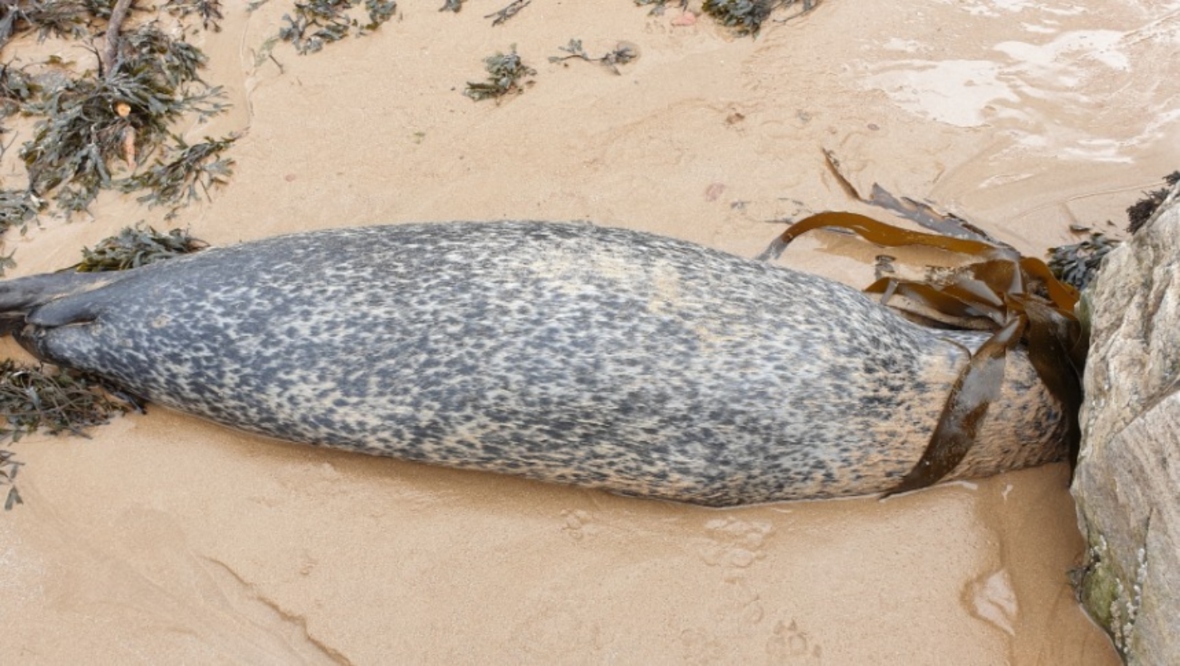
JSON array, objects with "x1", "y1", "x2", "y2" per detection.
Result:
[{"x1": 5, "y1": 0, "x2": 1178, "y2": 662}]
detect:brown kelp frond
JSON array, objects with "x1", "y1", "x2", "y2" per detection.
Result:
[
  {"x1": 887, "y1": 317, "x2": 1025, "y2": 494},
  {"x1": 770, "y1": 209, "x2": 1085, "y2": 495},
  {"x1": 0, "y1": 360, "x2": 128, "y2": 510},
  {"x1": 822, "y1": 149, "x2": 1001, "y2": 244},
  {"x1": 75, "y1": 223, "x2": 207, "y2": 271}
]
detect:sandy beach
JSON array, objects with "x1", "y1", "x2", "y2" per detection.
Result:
[{"x1": 4, "y1": 0, "x2": 1178, "y2": 662}]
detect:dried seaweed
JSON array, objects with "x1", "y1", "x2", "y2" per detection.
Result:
[
  {"x1": 769, "y1": 210, "x2": 1085, "y2": 495},
  {"x1": 0, "y1": 0, "x2": 89, "y2": 50},
  {"x1": 484, "y1": 0, "x2": 529, "y2": 26},
  {"x1": 701, "y1": 0, "x2": 817, "y2": 36},
  {"x1": 438, "y1": 0, "x2": 464, "y2": 11},
  {"x1": 0, "y1": 63, "x2": 40, "y2": 116},
  {"x1": 75, "y1": 223, "x2": 207, "y2": 271},
  {"x1": 0, "y1": 189, "x2": 43, "y2": 234},
  {"x1": 19, "y1": 22, "x2": 227, "y2": 213},
  {"x1": 464, "y1": 46, "x2": 534, "y2": 101},
  {"x1": 164, "y1": 0, "x2": 224, "y2": 31},
  {"x1": 119, "y1": 133, "x2": 236, "y2": 216},
  {"x1": 549, "y1": 39, "x2": 638, "y2": 75},
  {"x1": 279, "y1": 0, "x2": 397, "y2": 54},
  {"x1": 1127, "y1": 171, "x2": 1180, "y2": 234},
  {"x1": 0, "y1": 360, "x2": 129, "y2": 509},
  {"x1": 633, "y1": 0, "x2": 686, "y2": 16},
  {"x1": 1048, "y1": 232, "x2": 1119, "y2": 291}
]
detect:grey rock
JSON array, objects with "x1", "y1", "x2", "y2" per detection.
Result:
[{"x1": 1073, "y1": 184, "x2": 1180, "y2": 664}]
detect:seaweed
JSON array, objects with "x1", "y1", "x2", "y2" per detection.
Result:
[
  {"x1": 0, "y1": 0, "x2": 90, "y2": 49},
  {"x1": 1048, "y1": 232, "x2": 1119, "y2": 291},
  {"x1": 770, "y1": 210, "x2": 1085, "y2": 495},
  {"x1": 18, "y1": 22, "x2": 228, "y2": 213},
  {"x1": 0, "y1": 188, "x2": 43, "y2": 234},
  {"x1": 279, "y1": 0, "x2": 397, "y2": 54},
  {"x1": 119, "y1": 133, "x2": 236, "y2": 216},
  {"x1": 701, "y1": 0, "x2": 817, "y2": 36},
  {"x1": 0, "y1": 224, "x2": 207, "y2": 509},
  {"x1": 1127, "y1": 171, "x2": 1180, "y2": 234},
  {"x1": 549, "y1": 39, "x2": 638, "y2": 75},
  {"x1": 484, "y1": 0, "x2": 529, "y2": 26},
  {"x1": 74, "y1": 223, "x2": 207, "y2": 271},
  {"x1": 0, "y1": 360, "x2": 129, "y2": 510},
  {"x1": 464, "y1": 46, "x2": 534, "y2": 101},
  {"x1": 0, "y1": 63, "x2": 40, "y2": 116},
  {"x1": 438, "y1": 0, "x2": 464, "y2": 11},
  {"x1": 633, "y1": 0, "x2": 686, "y2": 16},
  {"x1": 164, "y1": 0, "x2": 224, "y2": 31}
]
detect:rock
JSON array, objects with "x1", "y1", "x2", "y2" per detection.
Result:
[{"x1": 1072, "y1": 183, "x2": 1180, "y2": 665}]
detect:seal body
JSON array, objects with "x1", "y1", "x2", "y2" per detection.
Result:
[{"x1": 4, "y1": 222, "x2": 1066, "y2": 506}]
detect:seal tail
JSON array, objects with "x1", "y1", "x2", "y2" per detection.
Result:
[{"x1": 0, "y1": 270, "x2": 131, "y2": 336}]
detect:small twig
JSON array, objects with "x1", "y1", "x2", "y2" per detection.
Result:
[
  {"x1": 485, "y1": 0, "x2": 530, "y2": 26},
  {"x1": 103, "y1": 0, "x2": 136, "y2": 77}
]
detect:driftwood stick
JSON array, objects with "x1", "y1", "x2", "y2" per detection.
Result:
[{"x1": 102, "y1": 0, "x2": 135, "y2": 76}]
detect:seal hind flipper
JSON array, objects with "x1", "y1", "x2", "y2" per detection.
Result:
[
  {"x1": 0, "y1": 270, "x2": 134, "y2": 355},
  {"x1": 0, "y1": 271, "x2": 132, "y2": 317}
]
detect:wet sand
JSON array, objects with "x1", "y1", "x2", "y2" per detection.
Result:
[{"x1": 5, "y1": 0, "x2": 1178, "y2": 662}]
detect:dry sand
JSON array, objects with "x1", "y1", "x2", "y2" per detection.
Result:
[{"x1": 4, "y1": 0, "x2": 1179, "y2": 662}]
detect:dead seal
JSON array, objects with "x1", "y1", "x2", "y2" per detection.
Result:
[{"x1": 0, "y1": 222, "x2": 1066, "y2": 506}]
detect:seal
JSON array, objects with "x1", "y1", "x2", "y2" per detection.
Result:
[{"x1": 1, "y1": 222, "x2": 1066, "y2": 506}]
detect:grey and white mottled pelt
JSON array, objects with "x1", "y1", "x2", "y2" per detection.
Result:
[{"x1": 1, "y1": 222, "x2": 1066, "y2": 506}]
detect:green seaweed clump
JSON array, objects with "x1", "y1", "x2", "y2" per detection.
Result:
[
  {"x1": 0, "y1": 360, "x2": 129, "y2": 509},
  {"x1": 0, "y1": 63, "x2": 40, "y2": 116},
  {"x1": 279, "y1": 0, "x2": 397, "y2": 54},
  {"x1": 0, "y1": 0, "x2": 89, "y2": 48},
  {"x1": 19, "y1": 23, "x2": 228, "y2": 213},
  {"x1": 0, "y1": 189, "x2": 43, "y2": 234},
  {"x1": 702, "y1": 0, "x2": 816, "y2": 36},
  {"x1": 1048, "y1": 232, "x2": 1120, "y2": 291},
  {"x1": 633, "y1": 0, "x2": 685, "y2": 16},
  {"x1": 484, "y1": 0, "x2": 529, "y2": 26},
  {"x1": 164, "y1": 0, "x2": 225, "y2": 31},
  {"x1": 549, "y1": 39, "x2": 638, "y2": 75},
  {"x1": 464, "y1": 46, "x2": 535, "y2": 101},
  {"x1": 75, "y1": 223, "x2": 208, "y2": 271},
  {"x1": 119, "y1": 134, "x2": 237, "y2": 216}
]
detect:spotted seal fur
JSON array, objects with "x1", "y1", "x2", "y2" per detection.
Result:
[{"x1": 1, "y1": 222, "x2": 1066, "y2": 506}]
